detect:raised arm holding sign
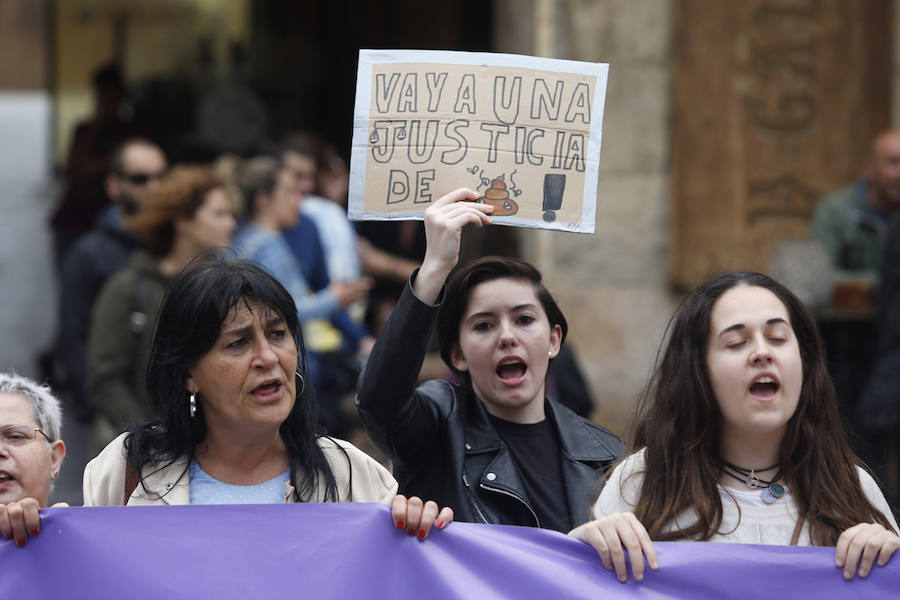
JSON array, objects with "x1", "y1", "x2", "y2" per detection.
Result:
[{"x1": 356, "y1": 189, "x2": 624, "y2": 532}]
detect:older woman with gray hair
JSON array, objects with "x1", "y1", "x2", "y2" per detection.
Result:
[{"x1": 0, "y1": 373, "x2": 67, "y2": 546}]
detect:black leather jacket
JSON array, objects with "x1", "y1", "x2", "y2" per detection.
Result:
[{"x1": 356, "y1": 278, "x2": 625, "y2": 528}]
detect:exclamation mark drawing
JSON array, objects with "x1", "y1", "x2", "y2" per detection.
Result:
[{"x1": 542, "y1": 174, "x2": 566, "y2": 222}]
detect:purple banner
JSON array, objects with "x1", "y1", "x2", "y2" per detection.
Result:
[{"x1": 2, "y1": 503, "x2": 897, "y2": 599}]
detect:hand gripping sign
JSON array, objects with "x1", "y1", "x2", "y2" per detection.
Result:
[{"x1": 349, "y1": 50, "x2": 609, "y2": 234}]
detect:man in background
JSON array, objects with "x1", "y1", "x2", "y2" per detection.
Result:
[
  {"x1": 811, "y1": 130, "x2": 900, "y2": 477},
  {"x1": 58, "y1": 137, "x2": 167, "y2": 420},
  {"x1": 811, "y1": 129, "x2": 900, "y2": 283},
  {"x1": 50, "y1": 64, "x2": 135, "y2": 265}
]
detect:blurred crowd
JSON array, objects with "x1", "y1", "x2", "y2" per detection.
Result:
[
  {"x1": 42, "y1": 63, "x2": 597, "y2": 466},
  {"x1": 44, "y1": 64, "x2": 437, "y2": 460}
]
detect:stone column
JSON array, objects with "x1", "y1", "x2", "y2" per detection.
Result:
[
  {"x1": 671, "y1": 0, "x2": 893, "y2": 287},
  {"x1": 491, "y1": 0, "x2": 675, "y2": 434}
]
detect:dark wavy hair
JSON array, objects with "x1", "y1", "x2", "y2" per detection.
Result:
[
  {"x1": 435, "y1": 256, "x2": 568, "y2": 375},
  {"x1": 124, "y1": 253, "x2": 339, "y2": 502},
  {"x1": 630, "y1": 271, "x2": 895, "y2": 545}
]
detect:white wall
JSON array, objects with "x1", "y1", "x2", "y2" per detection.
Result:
[{"x1": 0, "y1": 92, "x2": 57, "y2": 377}]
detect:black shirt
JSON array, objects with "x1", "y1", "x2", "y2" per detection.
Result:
[{"x1": 489, "y1": 414, "x2": 572, "y2": 532}]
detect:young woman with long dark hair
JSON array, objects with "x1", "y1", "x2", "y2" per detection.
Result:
[{"x1": 570, "y1": 272, "x2": 898, "y2": 582}]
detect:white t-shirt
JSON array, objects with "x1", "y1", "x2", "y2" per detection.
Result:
[{"x1": 593, "y1": 449, "x2": 899, "y2": 545}]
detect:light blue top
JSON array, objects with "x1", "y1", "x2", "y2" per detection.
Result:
[
  {"x1": 301, "y1": 195, "x2": 362, "y2": 282},
  {"x1": 188, "y1": 460, "x2": 290, "y2": 505},
  {"x1": 232, "y1": 222, "x2": 340, "y2": 320}
]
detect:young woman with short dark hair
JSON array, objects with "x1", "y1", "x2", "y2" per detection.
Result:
[{"x1": 357, "y1": 189, "x2": 624, "y2": 532}]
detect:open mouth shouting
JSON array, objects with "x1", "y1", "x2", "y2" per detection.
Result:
[
  {"x1": 749, "y1": 373, "x2": 780, "y2": 401},
  {"x1": 0, "y1": 470, "x2": 16, "y2": 489},
  {"x1": 496, "y1": 357, "x2": 527, "y2": 386},
  {"x1": 251, "y1": 379, "x2": 284, "y2": 401}
]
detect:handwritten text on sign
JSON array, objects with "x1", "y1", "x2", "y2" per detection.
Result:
[{"x1": 349, "y1": 51, "x2": 608, "y2": 233}]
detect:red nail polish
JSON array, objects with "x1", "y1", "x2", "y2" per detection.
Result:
[
  {"x1": 30, "y1": 529, "x2": 39, "y2": 537},
  {"x1": 396, "y1": 520, "x2": 404, "y2": 530},
  {"x1": 436, "y1": 520, "x2": 444, "y2": 528},
  {"x1": 418, "y1": 530, "x2": 426, "y2": 539},
  {"x1": 407, "y1": 529, "x2": 415, "y2": 536},
  {"x1": 16, "y1": 539, "x2": 25, "y2": 547}
]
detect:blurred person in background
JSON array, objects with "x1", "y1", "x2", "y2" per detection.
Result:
[
  {"x1": 292, "y1": 131, "x2": 351, "y2": 208},
  {"x1": 278, "y1": 138, "x2": 375, "y2": 416},
  {"x1": 0, "y1": 373, "x2": 67, "y2": 547},
  {"x1": 810, "y1": 130, "x2": 900, "y2": 469},
  {"x1": 50, "y1": 64, "x2": 137, "y2": 265},
  {"x1": 86, "y1": 166, "x2": 235, "y2": 457},
  {"x1": 857, "y1": 215, "x2": 900, "y2": 508},
  {"x1": 356, "y1": 216, "x2": 426, "y2": 338},
  {"x1": 232, "y1": 157, "x2": 373, "y2": 436},
  {"x1": 811, "y1": 129, "x2": 900, "y2": 284},
  {"x1": 57, "y1": 138, "x2": 167, "y2": 421},
  {"x1": 280, "y1": 134, "x2": 421, "y2": 328},
  {"x1": 279, "y1": 133, "x2": 422, "y2": 339},
  {"x1": 281, "y1": 136, "x2": 362, "y2": 289}
]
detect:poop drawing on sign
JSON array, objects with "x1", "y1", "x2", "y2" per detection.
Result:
[
  {"x1": 479, "y1": 175, "x2": 519, "y2": 216},
  {"x1": 468, "y1": 166, "x2": 520, "y2": 216}
]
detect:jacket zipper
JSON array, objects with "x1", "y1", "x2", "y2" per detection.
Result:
[
  {"x1": 479, "y1": 482, "x2": 541, "y2": 528},
  {"x1": 462, "y1": 473, "x2": 490, "y2": 524}
]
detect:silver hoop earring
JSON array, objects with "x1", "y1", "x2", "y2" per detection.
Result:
[
  {"x1": 295, "y1": 370, "x2": 305, "y2": 396},
  {"x1": 189, "y1": 392, "x2": 197, "y2": 419}
]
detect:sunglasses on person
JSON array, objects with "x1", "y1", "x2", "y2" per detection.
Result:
[
  {"x1": 0, "y1": 424, "x2": 51, "y2": 447},
  {"x1": 117, "y1": 171, "x2": 165, "y2": 185}
]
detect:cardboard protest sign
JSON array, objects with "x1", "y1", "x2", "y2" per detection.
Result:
[{"x1": 349, "y1": 50, "x2": 608, "y2": 233}]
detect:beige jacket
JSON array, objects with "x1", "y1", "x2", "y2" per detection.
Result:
[{"x1": 83, "y1": 433, "x2": 398, "y2": 506}]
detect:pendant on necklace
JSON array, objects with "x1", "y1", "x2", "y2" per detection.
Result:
[
  {"x1": 762, "y1": 481, "x2": 785, "y2": 504},
  {"x1": 745, "y1": 470, "x2": 760, "y2": 488}
]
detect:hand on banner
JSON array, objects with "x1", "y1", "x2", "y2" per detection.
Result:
[
  {"x1": 413, "y1": 188, "x2": 492, "y2": 304},
  {"x1": 0, "y1": 498, "x2": 40, "y2": 547},
  {"x1": 568, "y1": 512, "x2": 659, "y2": 583},
  {"x1": 1, "y1": 499, "x2": 69, "y2": 547},
  {"x1": 835, "y1": 522, "x2": 900, "y2": 580},
  {"x1": 391, "y1": 494, "x2": 453, "y2": 540}
]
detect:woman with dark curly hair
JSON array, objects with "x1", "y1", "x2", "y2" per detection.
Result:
[{"x1": 78, "y1": 255, "x2": 449, "y2": 537}]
